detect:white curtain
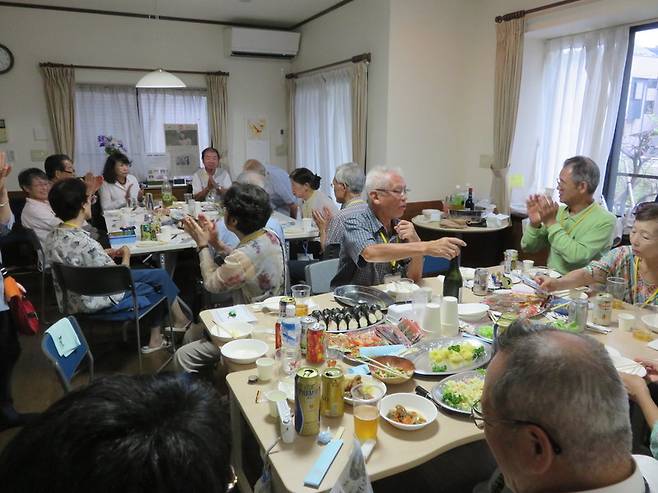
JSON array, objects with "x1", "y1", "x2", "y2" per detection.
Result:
[
  {"x1": 138, "y1": 88, "x2": 210, "y2": 167},
  {"x1": 294, "y1": 67, "x2": 352, "y2": 198},
  {"x1": 517, "y1": 26, "x2": 628, "y2": 201},
  {"x1": 75, "y1": 84, "x2": 146, "y2": 178}
]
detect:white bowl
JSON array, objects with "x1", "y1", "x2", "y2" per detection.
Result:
[
  {"x1": 344, "y1": 376, "x2": 387, "y2": 406},
  {"x1": 208, "y1": 321, "x2": 253, "y2": 344},
  {"x1": 379, "y1": 393, "x2": 438, "y2": 431},
  {"x1": 458, "y1": 303, "x2": 489, "y2": 322},
  {"x1": 642, "y1": 313, "x2": 658, "y2": 333},
  {"x1": 220, "y1": 339, "x2": 268, "y2": 364}
]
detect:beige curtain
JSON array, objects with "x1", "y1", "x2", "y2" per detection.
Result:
[
  {"x1": 40, "y1": 65, "x2": 75, "y2": 158},
  {"x1": 491, "y1": 16, "x2": 525, "y2": 213},
  {"x1": 351, "y1": 61, "x2": 368, "y2": 167},
  {"x1": 286, "y1": 77, "x2": 297, "y2": 172},
  {"x1": 206, "y1": 73, "x2": 229, "y2": 156}
]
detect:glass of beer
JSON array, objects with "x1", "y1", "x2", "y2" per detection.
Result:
[
  {"x1": 353, "y1": 404, "x2": 379, "y2": 442},
  {"x1": 606, "y1": 276, "x2": 627, "y2": 309},
  {"x1": 291, "y1": 284, "x2": 311, "y2": 317}
]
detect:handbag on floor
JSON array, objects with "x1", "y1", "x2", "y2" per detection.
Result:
[{"x1": 1, "y1": 265, "x2": 39, "y2": 336}]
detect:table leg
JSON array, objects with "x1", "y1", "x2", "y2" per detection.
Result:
[
  {"x1": 230, "y1": 390, "x2": 253, "y2": 493},
  {"x1": 155, "y1": 252, "x2": 178, "y2": 276}
]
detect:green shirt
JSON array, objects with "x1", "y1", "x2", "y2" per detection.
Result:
[{"x1": 520, "y1": 202, "x2": 616, "y2": 274}]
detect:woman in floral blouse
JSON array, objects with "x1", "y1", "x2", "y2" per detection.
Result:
[
  {"x1": 537, "y1": 202, "x2": 658, "y2": 306},
  {"x1": 45, "y1": 178, "x2": 190, "y2": 354},
  {"x1": 175, "y1": 183, "x2": 284, "y2": 373}
]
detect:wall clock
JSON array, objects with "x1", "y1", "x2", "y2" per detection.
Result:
[{"x1": 0, "y1": 44, "x2": 14, "y2": 75}]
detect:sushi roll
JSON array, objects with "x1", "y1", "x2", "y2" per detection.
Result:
[
  {"x1": 367, "y1": 308, "x2": 378, "y2": 325},
  {"x1": 358, "y1": 311, "x2": 369, "y2": 328},
  {"x1": 327, "y1": 316, "x2": 338, "y2": 332},
  {"x1": 346, "y1": 313, "x2": 359, "y2": 330},
  {"x1": 318, "y1": 318, "x2": 327, "y2": 331},
  {"x1": 370, "y1": 304, "x2": 384, "y2": 321},
  {"x1": 322, "y1": 308, "x2": 332, "y2": 317},
  {"x1": 311, "y1": 310, "x2": 323, "y2": 320},
  {"x1": 337, "y1": 316, "x2": 348, "y2": 332}
]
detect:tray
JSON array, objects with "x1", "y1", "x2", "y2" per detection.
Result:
[
  {"x1": 333, "y1": 285, "x2": 395, "y2": 310},
  {"x1": 399, "y1": 336, "x2": 492, "y2": 376}
]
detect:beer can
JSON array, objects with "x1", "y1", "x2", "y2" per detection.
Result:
[
  {"x1": 321, "y1": 367, "x2": 345, "y2": 418},
  {"x1": 593, "y1": 292, "x2": 612, "y2": 326},
  {"x1": 300, "y1": 316, "x2": 316, "y2": 356},
  {"x1": 307, "y1": 324, "x2": 326, "y2": 364},
  {"x1": 140, "y1": 222, "x2": 151, "y2": 241},
  {"x1": 295, "y1": 367, "x2": 321, "y2": 435},
  {"x1": 275, "y1": 297, "x2": 295, "y2": 350}
]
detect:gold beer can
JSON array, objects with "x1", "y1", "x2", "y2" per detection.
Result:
[
  {"x1": 321, "y1": 367, "x2": 345, "y2": 418},
  {"x1": 294, "y1": 367, "x2": 321, "y2": 435}
]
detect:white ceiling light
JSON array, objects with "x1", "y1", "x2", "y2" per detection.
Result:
[{"x1": 136, "y1": 69, "x2": 186, "y2": 88}]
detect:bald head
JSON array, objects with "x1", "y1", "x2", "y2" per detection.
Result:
[{"x1": 243, "y1": 159, "x2": 265, "y2": 176}]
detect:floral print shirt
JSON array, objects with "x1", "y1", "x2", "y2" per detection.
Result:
[
  {"x1": 586, "y1": 246, "x2": 658, "y2": 306},
  {"x1": 199, "y1": 228, "x2": 284, "y2": 304},
  {"x1": 45, "y1": 225, "x2": 124, "y2": 313}
]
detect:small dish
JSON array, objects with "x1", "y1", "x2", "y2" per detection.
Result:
[
  {"x1": 368, "y1": 355, "x2": 414, "y2": 385},
  {"x1": 220, "y1": 339, "x2": 268, "y2": 364},
  {"x1": 380, "y1": 393, "x2": 438, "y2": 431},
  {"x1": 343, "y1": 376, "x2": 387, "y2": 406}
]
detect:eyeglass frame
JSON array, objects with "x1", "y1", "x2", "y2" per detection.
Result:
[
  {"x1": 470, "y1": 400, "x2": 562, "y2": 455},
  {"x1": 374, "y1": 188, "x2": 410, "y2": 197}
]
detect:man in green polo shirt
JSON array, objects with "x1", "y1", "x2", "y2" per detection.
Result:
[{"x1": 521, "y1": 156, "x2": 616, "y2": 274}]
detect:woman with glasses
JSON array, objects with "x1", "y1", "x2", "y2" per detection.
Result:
[
  {"x1": 536, "y1": 202, "x2": 658, "y2": 306},
  {"x1": 289, "y1": 167, "x2": 338, "y2": 219},
  {"x1": 99, "y1": 153, "x2": 143, "y2": 210}
]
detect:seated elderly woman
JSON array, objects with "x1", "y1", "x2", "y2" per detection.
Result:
[
  {"x1": 45, "y1": 178, "x2": 190, "y2": 353},
  {"x1": 537, "y1": 202, "x2": 658, "y2": 306},
  {"x1": 175, "y1": 183, "x2": 284, "y2": 373}
]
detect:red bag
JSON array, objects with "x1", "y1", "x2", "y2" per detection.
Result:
[{"x1": 9, "y1": 295, "x2": 39, "y2": 335}]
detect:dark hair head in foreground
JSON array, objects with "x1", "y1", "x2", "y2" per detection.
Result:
[{"x1": 0, "y1": 373, "x2": 232, "y2": 493}]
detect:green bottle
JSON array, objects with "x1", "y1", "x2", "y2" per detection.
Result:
[{"x1": 443, "y1": 256, "x2": 463, "y2": 301}]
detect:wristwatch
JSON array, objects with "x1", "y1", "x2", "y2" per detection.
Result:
[{"x1": 197, "y1": 244, "x2": 209, "y2": 253}]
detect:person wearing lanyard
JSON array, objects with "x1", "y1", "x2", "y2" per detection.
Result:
[
  {"x1": 521, "y1": 156, "x2": 616, "y2": 275},
  {"x1": 331, "y1": 166, "x2": 465, "y2": 288},
  {"x1": 174, "y1": 183, "x2": 284, "y2": 374},
  {"x1": 536, "y1": 202, "x2": 658, "y2": 307}
]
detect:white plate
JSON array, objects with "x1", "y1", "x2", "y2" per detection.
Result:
[
  {"x1": 642, "y1": 314, "x2": 658, "y2": 333},
  {"x1": 432, "y1": 370, "x2": 485, "y2": 415},
  {"x1": 610, "y1": 354, "x2": 647, "y2": 377},
  {"x1": 220, "y1": 339, "x2": 268, "y2": 364},
  {"x1": 343, "y1": 375, "x2": 387, "y2": 406},
  {"x1": 380, "y1": 393, "x2": 437, "y2": 431},
  {"x1": 529, "y1": 267, "x2": 561, "y2": 279},
  {"x1": 458, "y1": 303, "x2": 489, "y2": 322},
  {"x1": 207, "y1": 321, "x2": 253, "y2": 343}
]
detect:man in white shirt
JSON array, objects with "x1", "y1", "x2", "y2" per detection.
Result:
[
  {"x1": 192, "y1": 147, "x2": 231, "y2": 201},
  {"x1": 18, "y1": 168, "x2": 58, "y2": 245},
  {"x1": 478, "y1": 320, "x2": 658, "y2": 493}
]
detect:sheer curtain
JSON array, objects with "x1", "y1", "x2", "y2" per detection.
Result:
[
  {"x1": 75, "y1": 84, "x2": 145, "y2": 177},
  {"x1": 294, "y1": 67, "x2": 352, "y2": 198},
  {"x1": 514, "y1": 26, "x2": 628, "y2": 202},
  {"x1": 138, "y1": 88, "x2": 210, "y2": 166}
]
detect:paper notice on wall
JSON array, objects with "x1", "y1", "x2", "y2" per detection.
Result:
[
  {"x1": 0, "y1": 119, "x2": 7, "y2": 144},
  {"x1": 164, "y1": 124, "x2": 199, "y2": 176},
  {"x1": 245, "y1": 116, "x2": 270, "y2": 164},
  {"x1": 509, "y1": 174, "x2": 525, "y2": 189}
]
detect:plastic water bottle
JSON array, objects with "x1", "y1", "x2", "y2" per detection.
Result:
[
  {"x1": 161, "y1": 176, "x2": 173, "y2": 207},
  {"x1": 281, "y1": 304, "x2": 300, "y2": 347}
]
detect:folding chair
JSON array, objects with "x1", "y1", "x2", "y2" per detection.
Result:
[
  {"x1": 41, "y1": 316, "x2": 94, "y2": 392},
  {"x1": 422, "y1": 256, "x2": 451, "y2": 277},
  {"x1": 50, "y1": 263, "x2": 174, "y2": 373},
  {"x1": 304, "y1": 258, "x2": 340, "y2": 294}
]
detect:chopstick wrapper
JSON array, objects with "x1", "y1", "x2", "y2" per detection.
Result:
[
  {"x1": 358, "y1": 345, "x2": 405, "y2": 358},
  {"x1": 304, "y1": 438, "x2": 344, "y2": 488}
]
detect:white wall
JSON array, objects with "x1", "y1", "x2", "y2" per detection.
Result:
[
  {"x1": 293, "y1": 0, "x2": 391, "y2": 168},
  {"x1": 0, "y1": 6, "x2": 291, "y2": 189}
]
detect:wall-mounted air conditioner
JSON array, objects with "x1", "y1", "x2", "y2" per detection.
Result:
[{"x1": 227, "y1": 27, "x2": 300, "y2": 59}]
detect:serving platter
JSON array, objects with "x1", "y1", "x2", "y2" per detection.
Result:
[
  {"x1": 431, "y1": 370, "x2": 486, "y2": 415},
  {"x1": 399, "y1": 336, "x2": 492, "y2": 376},
  {"x1": 333, "y1": 285, "x2": 395, "y2": 310}
]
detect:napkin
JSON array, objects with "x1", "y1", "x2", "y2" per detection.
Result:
[
  {"x1": 45, "y1": 318, "x2": 81, "y2": 357},
  {"x1": 358, "y1": 345, "x2": 405, "y2": 358},
  {"x1": 330, "y1": 439, "x2": 373, "y2": 493}
]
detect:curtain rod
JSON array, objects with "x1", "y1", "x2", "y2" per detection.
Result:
[
  {"x1": 286, "y1": 53, "x2": 370, "y2": 79},
  {"x1": 39, "y1": 62, "x2": 229, "y2": 77},
  {"x1": 495, "y1": 0, "x2": 585, "y2": 23}
]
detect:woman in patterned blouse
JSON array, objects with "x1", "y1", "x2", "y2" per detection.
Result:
[
  {"x1": 536, "y1": 202, "x2": 658, "y2": 306},
  {"x1": 45, "y1": 178, "x2": 190, "y2": 354}
]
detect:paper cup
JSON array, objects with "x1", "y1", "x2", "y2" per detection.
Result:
[
  {"x1": 265, "y1": 389, "x2": 287, "y2": 418},
  {"x1": 256, "y1": 357, "x2": 275, "y2": 382},
  {"x1": 423, "y1": 303, "x2": 442, "y2": 333},
  {"x1": 440, "y1": 296, "x2": 459, "y2": 337},
  {"x1": 618, "y1": 312, "x2": 635, "y2": 332}
]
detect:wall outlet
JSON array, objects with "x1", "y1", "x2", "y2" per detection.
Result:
[
  {"x1": 30, "y1": 149, "x2": 48, "y2": 162},
  {"x1": 479, "y1": 154, "x2": 493, "y2": 169}
]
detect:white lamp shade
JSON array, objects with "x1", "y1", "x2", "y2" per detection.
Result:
[{"x1": 136, "y1": 69, "x2": 186, "y2": 88}]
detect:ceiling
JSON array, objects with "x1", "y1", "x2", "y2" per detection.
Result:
[{"x1": 2, "y1": 0, "x2": 348, "y2": 28}]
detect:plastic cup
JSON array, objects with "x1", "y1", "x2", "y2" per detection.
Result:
[
  {"x1": 256, "y1": 357, "x2": 275, "y2": 382},
  {"x1": 291, "y1": 284, "x2": 310, "y2": 317},
  {"x1": 353, "y1": 405, "x2": 379, "y2": 443},
  {"x1": 522, "y1": 260, "x2": 534, "y2": 273},
  {"x1": 606, "y1": 277, "x2": 626, "y2": 308},
  {"x1": 275, "y1": 346, "x2": 300, "y2": 377},
  {"x1": 423, "y1": 303, "x2": 442, "y2": 334},
  {"x1": 265, "y1": 389, "x2": 287, "y2": 418},
  {"x1": 617, "y1": 312, "x2": 635, "y2": 332}
]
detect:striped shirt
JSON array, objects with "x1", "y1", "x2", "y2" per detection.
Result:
[
  {"x1": 331, "y1": 206, "x2": 409, "y2": 287},
  {"x1": 324, "y1": 199, "x2": 368, "y2": 259}
]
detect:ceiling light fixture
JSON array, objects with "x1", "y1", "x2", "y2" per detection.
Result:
[{"x1": 136, "y1": 0, "x2": 186, "y2": 89}]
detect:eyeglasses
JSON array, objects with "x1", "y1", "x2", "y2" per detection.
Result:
[
  {"x1": 375, "y1": 188, "x2": 410, "y2": 197},
  {"x1": 470, "y1": 400, "x2": 562, "y2": 455}
]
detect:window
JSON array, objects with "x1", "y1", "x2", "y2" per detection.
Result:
[
  {"x1": 604, "y1": 23, "x2": 658, "y2": 215},
  {"x1": 75, "y1": 84, "x2": 209, "y2": 179},
  {"x1": 293, "y1": 67, "x2": 352, "y2": 199}
]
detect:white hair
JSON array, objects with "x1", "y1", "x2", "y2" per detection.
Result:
[
  {"x1": 334, "y1": 162, "x2": 365, "y2": 194},
  {"x1": 235, "y1": 171, "x2": 266, "y2": 189},
  {"x1": 364, "y1": 166, "x2": 404, "y2": 201}
]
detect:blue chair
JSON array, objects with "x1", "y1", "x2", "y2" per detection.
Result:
[
  {"x1": 423, "y1": 256, "x2": 450, "y2": 277},
  {"x1": 304, "y1": 258, "x2": 340, "y2": 294},
  {"x1": 51, "y1": 263, "x2": 174, "y2": 373},
  {"x1": 41, "y1": 316, "x2": 94, "y2": 393}
]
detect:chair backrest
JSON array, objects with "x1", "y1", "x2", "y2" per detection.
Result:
[
  {"x1": 22, "y1": 227, "x2": 46, "y2": 272},
  {"x1": 41, "y1": 316, "x2": 94, "y2": 392},
  {"x1": 305, "y1": 258, "x2": 340, "y2": 294},
  {"x1": 52, "y1": 263, "x2": 134, "y2": 297},
  {"x1": 423, "y1": 256, "x2": 450, "y2": 277}
]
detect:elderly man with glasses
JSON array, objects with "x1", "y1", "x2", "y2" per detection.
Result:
[
  {"x1": 474, "y1": 320, "x2": 658, "y2": 493},
  {"x1": 521, "y1": 155, "x2": 616, "y2": 275},
  {"x1": 331, "y1": 166, "x2": 465, "y2": 287}
]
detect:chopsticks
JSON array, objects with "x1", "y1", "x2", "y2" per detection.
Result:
[{"x1": 356, "y1": 354, "x2": 409, "y2": 379}]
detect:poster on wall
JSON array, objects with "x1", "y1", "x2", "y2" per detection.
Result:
[
  {"x1": 246, "y1": 116, "x2": 269, "y2": 164},
  {"x1": 164, "y1": 123, "x2": 199, "y2": 177},
  {"x1": 0, "y1": 119, "x2": 7, "y2": 144}
]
